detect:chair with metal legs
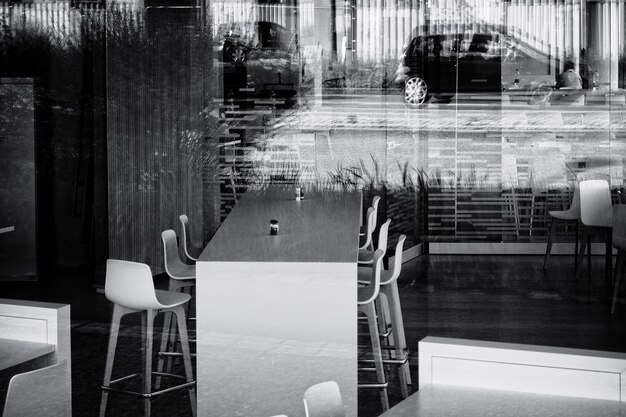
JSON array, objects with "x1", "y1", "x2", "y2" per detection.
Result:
[
  {"x1": 357, "y1": 249, "x2": 389, "y2": 412},
  {"x1": 577, "y1": 180, "x2": 613, "y2": 291},
  {"x1": 543, "y1": 184, "x2": 580, "y2": 271},
  {"x1": 157, "y1": 230, "x2": 196, "y2": 389},
  {"x1": 99, "y1": 259, "x2": 196, "y2": 417},
  {"x1": 358, "y1": 234, "x2": 410, "y2": 399},
  {"x1": 179, "y1": 215, "x2": 203, "y2": 263}
]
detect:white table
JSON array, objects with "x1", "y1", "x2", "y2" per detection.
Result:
[
  {"x1": 0, "y1": 299, "x2": 71, "y2": 414},
  {"x1": 381, "y1": 384, "x2": 626, "y2": 417},
  {"x1": 0, "y1": 339, "x2": 54, "y2": 371},
  {"x1": 196, "y1": 186, "x2": 361, "y2": 417}
]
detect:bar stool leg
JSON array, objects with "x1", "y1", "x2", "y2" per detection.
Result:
[
  {"x1": 543, "y1": 219, "x2": 555, "y2": 270},
  {"x1": 605, "y1": 229, "x2": 613, "y2": 296},
  {"x1": 173, "y1": 305, "x2": 197, "y2": 417},
  {"x1": 100, "y1": 304, "x2": 126, "y2": 417},
  {"x1": 155, "y1": 311, "x2": 174, "y2": 390},
  {"x1": 144, "y1": 309, "x2": 155, "y2": 417},
  {"x1": 387, "y1": 282, "x2": 411, "y2": 394},
  {"x1": 587, "y1": 235, "x2": 592, "y2": 284},
  {"x1": 611, "y1": 250, "x2": 625, "y2": 314},
  {"x1": 574, "y1": 221, "x2": 579, "y2": 274},
  {"x1": 165, "y1": 311, "x2": 180, "y2": 374},
  {"x1": 363, "y1": 302, "x2": 389, "y2": 412},
  {"x1": 375, "y1": 296, "x2": 388, "y2": 341},
  {"x1": 577, "y1": 234, "x2": 586, "y2": 280}
]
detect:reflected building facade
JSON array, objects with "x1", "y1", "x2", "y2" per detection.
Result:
[{"x1": 209, "y1": 0, "x2": 626, "y2": 254}]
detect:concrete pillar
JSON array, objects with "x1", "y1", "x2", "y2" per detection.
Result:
[{"x1": 586, "y1": 0, "x2": 619, "y2": 89}]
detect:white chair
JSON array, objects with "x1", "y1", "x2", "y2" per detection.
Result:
[
  {"x1": 358, "y1": 219, "x2": 391, "y2": 265},
  {"x1": 543, "y1": 184, "x2": 581, "y2": 271},
  {"x1": 162, "y1": 229, "x2": 196, "y2": 289},
  {"x1": 99, "y1": 260, "x2": 196, "y2": 417},
  {"x1": 578, "y1": 180, "x2": 613, "y2": 287},
  {"x1": 303, "y1": 381, "x2": 345, "y2": 417},
  {"x1": 179, "y1": 215, "x2": 203, "y2": 262},
  {"x1": 157, "y1": 229, "x2": 196, "y2": 387},
  {"x1": 358, "y1": 234, "x2": 410, "y2": 398},
  {"x1": 360, "y1": 196, "x2": 381, "y2": 238},
  {"x1": 359, "y1": 208, "x2": 376, "y2": 251},
  {"x1": 357, "y1": 249, "x2": 389, "y2": 411},
  {"x1": 3, "y1": 360, "x2": 70, "y2": 417}
]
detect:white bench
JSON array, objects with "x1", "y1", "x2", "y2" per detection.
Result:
[
  {"x1": 0, "y1": 298, "x2": 71, "y2": 415},
  {"x1": 418, "y1": 336, "x2": 626, "y2": 401},
  {"x1": 381, "y1": 337, "x2": 626, "y2": 417}
]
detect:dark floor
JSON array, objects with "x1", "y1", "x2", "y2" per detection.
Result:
[{"x1": 3, "y1": 254, "x2": 626, "y2": 417}]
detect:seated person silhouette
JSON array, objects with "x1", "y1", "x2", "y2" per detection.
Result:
[{"x1": 556, "y1": 60, "x2": 582, "y2": 89}]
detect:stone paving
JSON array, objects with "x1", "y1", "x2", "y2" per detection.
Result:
[{"x1": 276, "y1": 94, "x2": 626, "y2": 133}]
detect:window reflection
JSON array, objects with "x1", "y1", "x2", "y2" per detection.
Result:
[{"x1": 209, "y1": 0, "x2": 626, "y2": 247}]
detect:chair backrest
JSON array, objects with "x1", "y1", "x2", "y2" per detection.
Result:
[
  {"x1": 382, "y1": 234, "x2": 406, "y2": 285},
  {"x1": 579, "y1": 180, "x2": 613, "y2": 228},
  {"x1": 376, "y1": 219, "x2": 392, "y2": 254},
  {"x1": 613, "y1": 205, "x2": 626, "y2": 251},
  {"x1": 367, "y1": 196, "x2": 381, "y2": 233},
  {"x1": 303, "y1": 381, "x2": 345, "y2": 417},
  {"x1": 567, "y1": 183, "x2": 581, "y2": 217},
  {"x1": 105, "y1": 259, "x2": 160, "y2": 310},
  {"x1": 358, "y1": 249, "x2": 384, "y2": 305},
  {"x1": 360, "y1": 207, "x2": 375, "y2": 250},
  {"x1": 179, "y1": 214, "x2": 196, "y2": 261},
  {"x1": 162, "y1": 229, "x2": 186, "y2": 276},
  {"x1": 3, "y1": 360, "x2": 70, "y2": 417}
]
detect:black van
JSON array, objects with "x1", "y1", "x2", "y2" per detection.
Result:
[{"x1": 395, "y1": 32, "x2": 558, "y2": 106}]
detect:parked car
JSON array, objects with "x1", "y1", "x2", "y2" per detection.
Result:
[
  {"x1": 395, "y1": 32, "x2": 561, "y2": 106},
  {"x1": 215, "y1": 21, "x2": 299, "y2": 63},
  {"x1": 215, "y1": 21, "x2": 301, "y2": 103}
]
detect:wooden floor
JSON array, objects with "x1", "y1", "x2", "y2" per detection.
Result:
[{"x1": 2, "y1": 254, "x2": 626, "y2": 416}]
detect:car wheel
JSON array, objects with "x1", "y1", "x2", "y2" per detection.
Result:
[
  {"x1": 225, "y1": 45, "x2": 246, "y2": 63},
  {"x1": 404, "y1": 76, "x2": 430, "y2": 107},
  {"x1": 530, "y1": 83, "x2": 552, "y2": 106}
]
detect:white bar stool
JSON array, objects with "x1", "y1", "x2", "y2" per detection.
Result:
[
  {"x1": 358, "y1": 234, "x2": 410, "y2": 398},
  {"x1": 577, "y1": 180, "x2": 613, "y2": 289},
  {"x1": 303, "y1": 381, "x2": 345, "y2": 417},
  {"x1": 99, "y1": 259, "x2": 196, "y2": 417},
  {"x1": 179, "y1": 215, "x2": 203, "y2": 263},
  {"x1": 157, "y1": 229, "x2": 196, "y2": 387},
  {"x1": 162, "y1": 229, "x2": 196, "y2": 290},
  {"x1": 358, "y1": 218, "x2": 391, "y2": 265},
  {"x1": 357, "y1": 249, "x2": 389, "y2": 411}
]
